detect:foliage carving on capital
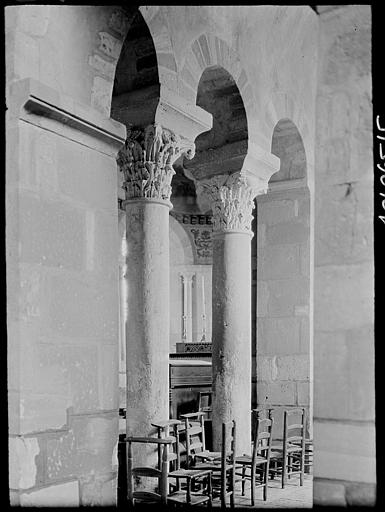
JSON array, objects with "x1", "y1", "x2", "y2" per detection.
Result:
[
  {"x1": 196, "y1": 173, "x2": 258, "y2": 234},
  {"x1": 117, "y1": 124, "x2": 195, "y2": 201}
]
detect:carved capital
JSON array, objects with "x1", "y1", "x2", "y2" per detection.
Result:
[
  {"x1": 196, "y1": 172, "x2": 260, "y2": 235},
  {"x1": 117, "y1": 123, "x2": 195, "y2": 202}
]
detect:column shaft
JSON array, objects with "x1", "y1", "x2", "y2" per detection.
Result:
[
  {"x1": 125, "y1": 199, "x2": 170, "y2": 440},
  {"x1": 211, "y1": 232, "x2": 252, "y2": 454}
]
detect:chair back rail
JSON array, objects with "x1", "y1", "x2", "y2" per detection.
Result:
[
  {"x1": 126, "y1": 436, "x2": 174, "y2": 506},
  {"x1": 181, "y1": 412, "x2": 206, "y2": 468}
]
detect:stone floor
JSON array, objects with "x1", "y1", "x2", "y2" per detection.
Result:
[{"x1": 214, "y1": 474, "x2": 313, "y2": 509}]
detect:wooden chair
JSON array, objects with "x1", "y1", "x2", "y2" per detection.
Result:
[
  {"x1": 270, "y1": 408, "x2": 306, "y2": 488},
  {"x1": 235, "y1": 417, "x2": 273, "y2": 505},
  {"x1": 191, "y1": 420, "x2": 237, "y2": 509},
  {"x1": 126, "y1": 434, "x2": 213, "y2": 508},
  {"x1": 180, "y1": 412, "x2": 221, "y2": 468},
  {"x1": 126, "y1": 436, "x2": 173, "y2": 506},
  {"x1": 198, "y1": 391, "x2": 213, "y2": 419},
  {"x1": 252, "y1": 406, "x2": 274, "y2": 420},
  {"x1": 167, "y1": 468, "x2": 213, "y2": 507},
  {"x1": 151, "y1": 419, "x2": 182, "y2": 471}
]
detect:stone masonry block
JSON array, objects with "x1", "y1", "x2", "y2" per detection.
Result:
[
  {"x1": 299, "y1": 243, "x2": 310, "y2": 277},
  {"x1": 14, "y1": 32, "x2": 39, "y2": 80},
  {"x1": 57, "y1": 136, "x2": 117, "y2": 210},
  {"x1": 315, "y1": 180, "x2": 373, "y2": 267},
  {"x1": 314, "y1": 330, "x2": 349, "y2": 420},
  {"x1": 257, "y1": 223, "x2": 266, "y2": 248},
  {"x1": 256, "y1": 280, "x2": 269, "y2": 317},
  {"x1": 257, "y1": 198, "x2": 296, "y2": 225},
  {"x1": 257, "y1": 381, "x2": 296, "y2": 406},
  {"x1": 45, "y1": 413, "x2": 117, "y2": 483},
  {"x1": 9, "y1": 436, "x2": 40, "y2": 489},
  {"x1": 266, "y1": 220, "x2": 309, "y2": 245},
  {"x1": 345, "y1": 482, "x2": 376, "y2": 506},
  {"x1": 266, "y1": 277, "x2": 309, "y2": 317},
  {"x1": 258, "y1": 245, "x2": 300, "y2": 280},
  {"x1": 49, "y1": 274, "x2": 118, "y2": 341},
  {"x1": 314, "y1": 325, "x2": 375, "y2": 422},
  {"x1": 299, "y1": 316, "x2": 310, "y2": 353},
  {"x1": 345, "y1": 324, "x2": 375, "y2": 420},
  {"x1": 19, "y1": 193, "x2": 86, "y2": 270},
  {"x1": 19, "y1": 480, "x2": 80, "y2": 507},
  {"x1": 256, "y1": 356, "x2": 278, "y2": 381},
  {"x1": 98, "y1": 343, "x2": 119, "y2": 411},
  {"x1": 92, "y1": 211, "x2": 119, "y2": 278},
  {"x1": 79, "y1": 472, "x2": 117, "y2": 506},
  {"x1": 35, "y1": 342, "x2": 100, "y2": 414},
  {"x1": 313, "y1": 479, "x2": 347, "y2": 506},
  {"x1": 257, "y1": 317, "x2": 301, "y2": 356},
  {"x1": 315, "y1": 420, "x2": 376, "y2": 483},
  {"x1": 297, "y1": 381, "x2": 311, "y2": 406},
  {"x1": 276, "y1": 354, "x2": 310, "y2": 381},
  {"x1": 18, "y1": 393, "x2": 70, "y2": 434},
  {"x1": 315, "y1": 262, "x2": 373, "y2": 331},
  {"x1": 18, "y1": 5, "x2": 51, "y2": 36}
]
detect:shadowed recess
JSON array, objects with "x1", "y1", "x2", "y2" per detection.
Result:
[
  {"x1": 270, "y1": 119, "x2": 307, "y2": 182},
  {"x1": 111, "y1": 10, "x2": 160, "y2": 127}
]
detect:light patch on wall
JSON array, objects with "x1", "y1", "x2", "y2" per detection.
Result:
[
  {"x1": 111, "y1": 440, "x2": 118, "y2": 471},
  {"x1": 19, "y1": 480, "x2": 80, "y2": 507},
  {"x1": 9, "y1": 437, "x2": 40, "y2": 490},
  {"x1": 91, "y1": 76, "x2": 113, "y2": 116}
]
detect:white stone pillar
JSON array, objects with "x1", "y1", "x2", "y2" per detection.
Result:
[
  {"x1": 180, "y1": 272, "x2": 195, "y2": 343},
  {"x1": 118, "y1": 124, "x2": 196, "y2": 446},
  {"x1": 118, "y1": 209, "x2": 127, "y2": 408},
  {"x1": 196, "y1": 172, "x2": 268, "y2": 454}
]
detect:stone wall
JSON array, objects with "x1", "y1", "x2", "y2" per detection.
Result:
[
  {"x1": 7, "y1": 71, "x2": 125, "y2": 512},
  {"x1": 255, "y1": 185, "x2": 311, "y2": 438},
  {"x1": 313, "y1": 5, "x2": 375, "y2": 506}
]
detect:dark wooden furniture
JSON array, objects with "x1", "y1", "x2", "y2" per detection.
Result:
[
  {"x1": 169, "y1": 359, "x2": 212, "y2": 419},
  {"x1": 235, "y1": 417, "x2": 273, "y2": 505},
  {"x1": 192, "y1": 420, "x2": 237, "y2": 509},
  {"x1": 167, "y1": 469, "x2": 213, "y2": 507},
  {"x1": 270, "y1": 408, "x2": 306, "y2": 488},
  {"x1": 151, "y1": 419, "x2": 182, "y2": 474},
  {"x1": 151, "y1": 418, "x2": 213, "y2": 507},
  {"x1": 126, "y1": 436, "x2": 174, "y2": 506},
  {"x1": 198, "y1": 391, "x2": 213, "y2": 419},
  {"x1": 180, "y1": 412, "x2": 221, "y2": 469}
]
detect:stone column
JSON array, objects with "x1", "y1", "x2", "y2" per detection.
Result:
[
  {"x1": 180, "y1": 272, "x2": 195, "y2": 343},
  {"x1": 196, "y1": 172, "x2": 267, "y2": 454},
  {"x1": 118, "y1": 124, "x2": 195, "y2": 445}
]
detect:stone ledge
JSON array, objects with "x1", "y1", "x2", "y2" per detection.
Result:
[{"x1": 7, "y1": 78, "x2": 126, "y2": 154}]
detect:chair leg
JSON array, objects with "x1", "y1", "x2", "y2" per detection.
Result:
[
  {"x1": 300, "y1": 451, "x2": 305, "y2": 486},
  {"x1": 263, "y1": 463, "x2": 269, "y2": 501},
  {"x1": 251, "y1": 467, "x2": 255, "y2": 507},
  {"x1": 230, "y1": 481, "x2": 235, "y2": 509},
  {"x1": 241, "y1": 465, "x2": 246, "y2": 496},
  {"x1": 282, "y1": 454, "x2": 287, "y2": 489}
]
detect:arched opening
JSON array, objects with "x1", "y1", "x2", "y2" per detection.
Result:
[
  {"x1": 184, "y1": 65, "x2": 248, "y2": 186},
  {"x1": 111, "y1": 10, "x2": 160, "y2": 127},
  {"x1": 253, "y1": 118, "x2": 312, "y2": 442}
]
